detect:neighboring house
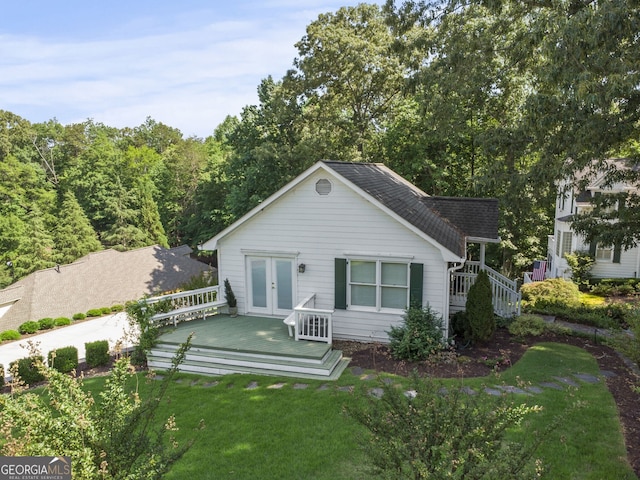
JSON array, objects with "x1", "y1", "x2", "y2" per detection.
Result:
[
  {"x1": 0, "y1": 245, "x2": 214, "y2": 331},
  {"x1": 547, "y1": 158, "x2": 640, "y2": 280},
  {"x1": 200, "y1": 161, "x2": 513, "y2": 344}
]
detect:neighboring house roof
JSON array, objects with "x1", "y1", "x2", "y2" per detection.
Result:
[
  {"x1": 202, "y1": 161, "x2": 499, "y2": 259},
  {"x1": 0, "y1": 245, "x2": 213, "y2": 331}
]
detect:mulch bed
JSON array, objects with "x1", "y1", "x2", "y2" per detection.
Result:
[{"x1": 334, "y1": 329, "x2": 640, "y2": 477}]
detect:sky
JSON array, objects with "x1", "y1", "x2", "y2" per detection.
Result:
[{"x1": 1, "y1": 1, "x2": 383, "y2": 138}]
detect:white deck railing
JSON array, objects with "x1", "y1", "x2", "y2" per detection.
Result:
[
  {"x1": 451, "y1": 262, "x2": 521, "y2": 317},
  {"x1": 145, "y1": 286, "x2": 225, "y2": 326},
  {"x1": 286, "y1": 294, "x2": 334, "y2": 345}
]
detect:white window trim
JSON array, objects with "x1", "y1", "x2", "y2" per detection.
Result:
[
  {"x1": 595, "y1": 244, "x2": 613, "y2": 262},
  {"x1": 346, "y1": 258, "x2": 410, "y2": 313}
]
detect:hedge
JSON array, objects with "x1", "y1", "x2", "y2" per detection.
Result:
[
  {"x1": 73, "y1": 312, "x2": 86, "y2": 320},
  {"x1": 11, "y1": 356, "x2": 45, "y2": 386},
  {"x1": 85, "y1": 340, "x2": 110, "y2": 368},
  {"x1": 38, "y1": 317, "x2": 55, "y2": 330},
  {"x1": 54, "y1": 317, "x2": 72, "y2": 326},
  {"x1": 0, "y1": 330, "x2": 21, "y2": 341},
  {"x1": 18, "y1": 321, "x2": 39, "y2": 335},
  {"x1": 85, "y1": 309, "x2": 104, "y2": 318},
  {"x1": 48, "y1": 346, "x2": 79, "y2": 373}
]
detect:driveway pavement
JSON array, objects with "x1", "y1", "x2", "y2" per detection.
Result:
[{"x1": 0, "y1": 313, "x2": 139, "y2": 376}]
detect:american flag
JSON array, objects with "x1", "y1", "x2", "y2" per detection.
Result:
[{"x1": 531, "y1": 260, "x2": 547, "y2": 281}]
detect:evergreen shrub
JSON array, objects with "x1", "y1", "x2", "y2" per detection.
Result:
[
  {"x1": 110, "y1": 304, "x2": 125, "y2": 312},
  {"x1": 73, "y1": 312, "x2": 86, "y2": 320},
  {"x1": 387, "y1": 305, "x2": 444, "y2": 361},
  {"x1": 18, "y1": 321, "x2": 39, "y2": 335},
  {"x1": 466, "y1": 269, "x2": 495, "y2": 343},
  {"x1": 48, "y1": 346, "x2": 79, "y2": 373},
  {"x1": 0, "y1": 365, "x2": 4, "y2": 388},
  {"x1": 521, "y1": 278, "x2": 581, "y2": 308},
  {"x1": 86, "y1": 309, "x2": 103, "y2": 317},
  {"x1": 100, "y1": 307, "x2": 112, "y2": 315},
  {"x1": 85, "y1": 340, "x2": 110, "y2": 368},
  {"x1": 54, "y1": 317, "x2": 71, "y2": 326},
  {"x1": 508, "y1": 314, "x2": 547, "y2": 338},
  {"x1": 37, "y1": 317, "x2": 55, "y2": 330},
  {"x1": 11, "y1": 356, "x2": 45, "y2": 385},
  {"x1": 0, "y1": 330, "x2": 21, "y2": 341}
]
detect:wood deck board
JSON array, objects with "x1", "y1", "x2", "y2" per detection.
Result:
[{"x1": 156, "y1": 314, "x2": 331, "y2": 360}]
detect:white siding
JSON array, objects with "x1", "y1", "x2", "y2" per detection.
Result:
[{"x1": 217, "y1": 170, "x2": 450, "y2": 343}]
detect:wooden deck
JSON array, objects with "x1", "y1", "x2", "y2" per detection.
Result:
[{"x1": 148, "y1": 315, "x2": 348, "y2": 380}]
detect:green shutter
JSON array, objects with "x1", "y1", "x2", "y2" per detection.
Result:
[
  {"x1": 409, "y1": 263, "x2": 424, "y2": 308},
  {"x1": 613, "y1": 243, "x2": 621, "y2": 263},
  {"x1": 589, "y1": 240, "x2": 597, "y2": 256},
  {"x1": 334, "y1": 258, "x2": 347, "y2": 309}
]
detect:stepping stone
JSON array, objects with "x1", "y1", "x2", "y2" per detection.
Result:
[
  {"x1": 438, "y1": 387, "x2": 449, "y2": 396},
  {"x1": 600, "y1": 370, "x2": 617, "y2": 378},
  {"x1": 484, "y1": 387, "x2": 503, "y2": 396},
  {"x1": 361, "y1": 374, "x2": 376, "y2": 381},
  {"x1": 404, "y1": 390, "x2": 418, "y2": 399},
  {"x1": 369, "y1": 388, "x2": 384, "y2": 399},
  {"x1": 460, "y1": 386, "x2": 477, "y2": 395},
  {"x1": 227, "y1": 383, "x2": 234, "y2": 389},
  {"x1": 316, "y1": 384, "x2": 330, "y2": 391},
  {"x1": 351, "y1": 366, "x2": 364, "y2": 376},
  {"x1": 573, "y1": 373, "x2": 600, "y2": 384},
  {"x1": 494, "y1": 385, "x2": 530, "y2": 395},
  {"x1": 382, "y1": 378, "x2": 394, "y2": 385},
  {"x1": 202, "y1": 381, "x2": 219, "y2": 388},
  {"x1": 174, "y1": 379, "x2": 183, "y2": 384},
  {"x1": 268, "y1": 382, "x2": 286, "y2": 389},
  {"x1": 293, "y1": 383, "x2": 309, "y2": 390},
  {"x1": 246, "y1": 381, "x2": 259, "y2": 390},
  {"x1": 539, "y1": 382, "x2": 564, "y2": 390},
  {"x1": 526, "y1": 386, "x2": 543, "y2": 394},
  {"x1": 337, "y1": 385, "x2": 354, "y2": 392},
  {"x1": 190, "y1": 380, "x2": 199, "y2": 386},
  {"x1": 153, "y1": 375, "x2": 164, "y2": 381},
  {"x1": 553, "y1": 376, "x2": 579, "y2": 387}
]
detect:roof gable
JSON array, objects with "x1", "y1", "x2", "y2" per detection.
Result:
[{"x1": 203, "y1": 161, "x2": 500, "y2": 258}]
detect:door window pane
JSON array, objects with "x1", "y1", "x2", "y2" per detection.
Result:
[
  {"x1": 275, "y1": 259, "x2": 293, "y2": 310},
  {"x1": 251, "y1": 259, "x2": 267, "y2": 308}
]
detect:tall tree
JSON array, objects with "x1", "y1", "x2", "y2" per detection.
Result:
[{"x1": 53, "y1": 190, "x2": 102, "y2": 264}]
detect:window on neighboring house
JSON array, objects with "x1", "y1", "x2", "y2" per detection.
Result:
[
  {"x1": 595, "y1": 244, "x2": 613, "y2": 262},
  {"x1": 560, "y1": 231, "x2": 572, "y2": 257},
  {"x1": 349, "y1": 260, "x2": 409, "y2": 310}
]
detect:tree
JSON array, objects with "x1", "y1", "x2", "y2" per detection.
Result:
[
  {"x1": 0, "y1": 337, "x2": 199, "y2": 479},
  {"x1": 466, "y1": 269, "x2": 495, "y2": 343},
  {"x1": 347, "y1": 372, "x2": 546, "y2": 479},
  {"x1": 53, "y1": 190, "x2": 102, "y2": 264}
]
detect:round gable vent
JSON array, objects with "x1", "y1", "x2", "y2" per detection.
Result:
[{"x1": 315, "y1": 178, "x2": 332, "y2": 195}]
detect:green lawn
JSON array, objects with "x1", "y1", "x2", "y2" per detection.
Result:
[{"x1": 81, "y1": 343, "x2": 637, "y2": 480}]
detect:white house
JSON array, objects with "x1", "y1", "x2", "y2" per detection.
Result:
[
  {"x1": 547, "y1": 158, "x2": 640, "y2": 280},
  {"x1": 200, "y1": 161, "x2": 510, "y2": 344}
]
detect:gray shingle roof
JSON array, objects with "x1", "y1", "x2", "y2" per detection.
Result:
[
  {"x1": 323, "y1": 161, "x2": 499, "y2": 257},
  {"x1": 0, "y1": 245, "x2": 213, "y2": 331}
]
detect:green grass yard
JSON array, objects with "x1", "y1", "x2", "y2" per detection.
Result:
[{"x1": 80, "y1": 343, "x2": 636, "y2": 479}]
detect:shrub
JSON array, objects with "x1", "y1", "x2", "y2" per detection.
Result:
[
  {"x1": 1, "y1": 330, "x2": 21, "y2": 341},
  {"x1": 73, "y1": 312, "x2": 86, "y2": 321},
  {"x1": 466, "y1": 269, "x2": 495, "y2": 343},
  {"x1": 86, "y1": 309, "x2": 103, "y2": 318},
  {"x1": 508, "y1": 314, "x2": 547, "y2": 338},
  {"x1": 85, "y1": 340, "x2": 110, "y2": 368},
  {"x1": 521, "y1": 278, "x2": 581, "y2": 308},
  {"x1": 54, "y1": 317, "x2": 71, "y2": 326},
  {"x1": 608, "y1": 309, "x2": 640, "y2": 368},
  {"x1": 127, "y1": 301, "x2": 160, "y2": 365},
  {"x1": 18, "y1": 321, "x2": 39, "y2": 335},
  {"x1": 0, "y1": 365, "x2": 4, "y2": 388},
  {"x1": 10, "y1": 356, "x2": 45, "y2": 386},
  {"x1": 450, "y1": 310, "x2": 470, "y2": 342},
  {"x1": 346, "y1": 373, "x2": 547, "y2": 479},
  {"x1": 110, "y1": 304, "x2": 125, "y2": 312},
  {"x1": 37, "y1": 317, "x2": 55, "y2": 330},
  {"x1": 48, "y1": 346, "x2": 79, "y2": 373},
  {"x1": 387, "y1": 305, "x2": 445, "y2": 361},
  {"x1": 100, "y1": 307, "x2": 112, "y2": 315},
  {"x1": 564, "y1": 251, "x2": 595, "y2": 290}
]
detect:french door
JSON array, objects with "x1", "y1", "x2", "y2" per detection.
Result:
[{"x1": 246, "y1": 256, "x2": 295, "y2": 316}]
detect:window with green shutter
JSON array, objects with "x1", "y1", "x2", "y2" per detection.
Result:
[{"x1": 334, "y1": 258, "x2": 423, "y2": 312}]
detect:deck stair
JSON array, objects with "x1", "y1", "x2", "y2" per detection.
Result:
[{"x1": 148, "y1": 344, "x2": 347, "y2": 380}]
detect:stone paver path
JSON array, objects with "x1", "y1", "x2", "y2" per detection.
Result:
[{"x1": 167, "y1": 365, "x2": 615, "y2": 400}]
